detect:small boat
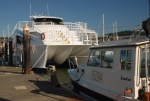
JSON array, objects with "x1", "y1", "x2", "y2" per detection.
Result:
[
  {"x1": 11, "y1": 15, "x2": 98, "y2": 68},
  {"x1": 68, "y1": 30, "x2": 150, "y2": 101}
]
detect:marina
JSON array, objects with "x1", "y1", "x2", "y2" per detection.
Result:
[{"x1": 0, "y1": 1, "x2": 148, "y2": 101}]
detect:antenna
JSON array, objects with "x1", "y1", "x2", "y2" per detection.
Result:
[{"x1": 47, "y1": 4, "x2": 49, "y2": 16}]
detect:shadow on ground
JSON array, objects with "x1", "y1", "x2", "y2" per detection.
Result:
[
  {"x1": 0, "y1": 98, "x2": 11, "y2": 101},
  {"x1": 29, "y1": 80, "x2": 82, "y2": 101}
]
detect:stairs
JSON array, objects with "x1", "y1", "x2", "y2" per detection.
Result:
[{"x1": 34, "y1": 24, "x2": 92, "y2": 45}]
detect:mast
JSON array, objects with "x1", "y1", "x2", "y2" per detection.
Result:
[
  {"x1": 30, "y1": 4, "x2": 31, "y2": 19},
  {"x1": 113, "y1": 22, "x2": 115, "y2": 37},
  {"x1": 47, "y1": 4, "x2": 49, "y2": 16},
  {"x1": 102, "y1": 14, "x2": 105, "y2": 42},
  {"x1": 149, "y1": 0, "x2": 150, "y2": 17},
  {"x1": 115, "y1": 21, "x2": 118, "y2": 40}
]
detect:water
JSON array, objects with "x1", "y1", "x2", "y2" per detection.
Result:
[{"x1": 35, "y1": 66, "x2": 72, "y2": 88}]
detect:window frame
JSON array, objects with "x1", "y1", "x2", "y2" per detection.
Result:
[
  {"x1": 100, "y1": 50, "x2": 114, "y2": 69},
  {"x1": 120, "y1": 50, "x2": 132, "y2": 71},
  {"x1": 87, "y1": 50, "x2": 101, "y2": 67}
]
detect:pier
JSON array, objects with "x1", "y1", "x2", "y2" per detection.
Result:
[{"x1": 0, "y1": 66, "x2": 84, "y2": 101}]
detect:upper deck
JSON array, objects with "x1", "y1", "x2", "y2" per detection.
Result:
[{"x1": 12, "y1": 15, "x2": 98, "y2": 45}]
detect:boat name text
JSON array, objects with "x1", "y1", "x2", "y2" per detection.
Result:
[{"x1": 121, "y1": 76, "x2": 131, "y2": 81}]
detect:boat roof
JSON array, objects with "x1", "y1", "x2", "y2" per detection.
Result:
[
  {"x1": 30, "y1": 15, "x2": 63, "y2": 20},
  {"x1": 90, "y1": 36, "x2": 150, "y2": 49}
]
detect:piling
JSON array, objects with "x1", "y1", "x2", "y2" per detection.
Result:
[
  {"x1": 23, "y1": 24, "x2": 31, "y2": 74},
  {"x1": 9, "y1": 40, "x2": 13, "y2": 65},
  {"x1": 4, "y1": 43, "x2": 8, "y2": 63}
]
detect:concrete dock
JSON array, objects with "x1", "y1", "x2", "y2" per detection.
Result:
[{"x1": 0, "y1": 66, "x2": 84, "y2": 101}]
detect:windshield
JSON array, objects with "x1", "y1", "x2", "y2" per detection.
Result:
[
  {"x1": 33, "y1": 18, "x2": 64, "y2": 25},
  {"x1": 140, "y1": 45, "x2": 150, "y2": 77}
]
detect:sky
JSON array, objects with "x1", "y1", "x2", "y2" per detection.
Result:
[{"x1": 0, "y1": 0, "x2": 149, "y2": 36}]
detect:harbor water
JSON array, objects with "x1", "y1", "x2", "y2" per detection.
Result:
[{"x1": 33, "y1": 63, "x2": 73, "y2": 89}]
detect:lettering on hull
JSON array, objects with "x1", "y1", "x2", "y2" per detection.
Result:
[{"x1": 121, "y1": 76, "x2": 131, "y2": 81}]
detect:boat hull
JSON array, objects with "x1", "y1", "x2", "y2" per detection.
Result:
[
  {"x1": 71, "y1": 80, "x2": 113, "y2": 101},
  {"x1": 13, "y1": 45, "x2": 91, "y2": 68}
]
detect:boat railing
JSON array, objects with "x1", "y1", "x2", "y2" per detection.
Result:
[
  {"x1": 99, "y1": 30, "x2": 149, "y2": 44},
  {"x1": 64, "y1": 22, "x2": 87, "y2": 31},
  {"x1": 17, "y1": 21, "x2": 87, "y2": 30},
  {"x1": 65, "y1": 22, "x2": 98, "y2": 44},
  {"x1": 16, "y1": 21, "x2": 98, "y2": 45},
  {"x1": 17, "y1": 21, "x2": 34, "y2": 29}
]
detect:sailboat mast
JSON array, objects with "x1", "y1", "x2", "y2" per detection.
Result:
[
  {"x1": 47, "y1": 4, "x2": 49, "y2": 16},
  {"x1": 149, "y1": 0, "x2": 150, "y2": 17},
  {"x1": 102, "y1": 14, "x2": 105, "y2": 42}
]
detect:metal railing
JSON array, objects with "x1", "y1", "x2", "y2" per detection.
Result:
[{"x1": 16, "y1": 21, "x2": 98, "y2": 45}]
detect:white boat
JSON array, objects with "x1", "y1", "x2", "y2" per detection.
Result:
[
  {"x1": 11, "y1": 15, "x2": 98, "y2": 68},
  {"x1": 68, "y1": 30, "x2": 150, "y2": 101}
]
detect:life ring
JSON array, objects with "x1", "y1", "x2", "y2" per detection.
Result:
[{"x1": 41, "y1": 33, "x2": 45, "y2": 40}]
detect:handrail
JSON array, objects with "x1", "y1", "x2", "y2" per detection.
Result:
[
  {"x1": 16, "y1": 21, "x2": 98, "y2": 45},
  {"x1": 11, "y1": 23, "x2": 17, "y2": 36}
]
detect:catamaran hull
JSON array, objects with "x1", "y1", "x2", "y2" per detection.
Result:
[
  {"x1": 69, "y1": 45, "x2": 90, "y2": 65},
  {"x1": 13, "y1": 45, "x2": 91, "y2": 68}
]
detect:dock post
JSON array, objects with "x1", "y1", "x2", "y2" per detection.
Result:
[
  {"x1": 4, "y1": 43, "x2": 8, "y2": 65},
  {"x1": 9, "y1": 40, "x2": 13, "y2": 65},
  {"x1": 23, "y1": 24, "x2": 31, "y2": 74}
]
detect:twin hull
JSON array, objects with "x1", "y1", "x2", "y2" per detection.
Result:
[{"x1": 14, "y1": 45, "x2": 90, "y2": 68}]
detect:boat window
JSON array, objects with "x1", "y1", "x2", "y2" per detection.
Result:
[
  {"x1": 120, "y1": 50, "x2": 132, "y2": 71},
  {"x1": 87, "y1": 51, "x2": 100, "y2": 67},
  {"x1": 16, "y1": 35, "x2": 23, "y2": 47},
  {"x1": 140, "y1": 47, "x2": 150, "y2": 78},
  {"x1": 33, "y1": 18, "x2": 64, "y2": 25},
  {"x1": 100, "y1": 51, "x2": 113, "y2": 68}
]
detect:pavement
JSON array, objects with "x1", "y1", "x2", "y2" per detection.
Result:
[{"x1": 0, "y1": 66, "x2": 84, "y2": 101}]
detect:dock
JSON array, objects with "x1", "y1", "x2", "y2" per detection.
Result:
[{"x1": 0, "y1": 66, "x2": 84, "y2": 101}]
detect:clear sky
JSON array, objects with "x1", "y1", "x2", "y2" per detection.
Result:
[{"x1": 0, "y1": 0, "x2": 149, "y2": 36}]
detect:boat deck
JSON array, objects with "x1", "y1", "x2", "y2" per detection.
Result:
[{"x1": 0, "y1": 66, "x2": 84, "y2": 101}]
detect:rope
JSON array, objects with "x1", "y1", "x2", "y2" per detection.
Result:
[
  {"x1": 114, "y1": 89, "x2": 132, "y2": 101},
  {"x1": 114, "y1": 91, "x2": 125, "y2": 101}
]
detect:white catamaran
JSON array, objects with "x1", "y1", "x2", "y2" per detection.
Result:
[
  {"x1": 11, "y1": 15, "x2": 98, "y2": 68},
  {"x1": 68, "y1": 30, "x2": 150, "y2": 101}
]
